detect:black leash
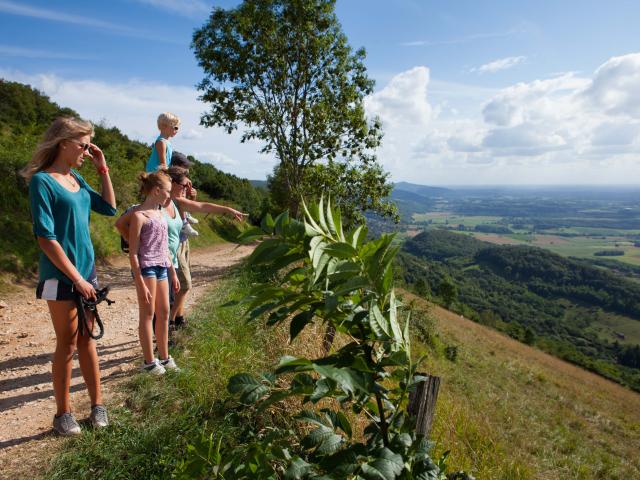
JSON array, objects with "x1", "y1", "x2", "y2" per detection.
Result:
[{"x1": 74, "y1": 286, "x2": 115, "y2": 340}]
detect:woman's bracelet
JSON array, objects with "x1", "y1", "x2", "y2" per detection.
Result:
[{"x1": 97, "y1": 165, "x2": 109, "y2": 175}]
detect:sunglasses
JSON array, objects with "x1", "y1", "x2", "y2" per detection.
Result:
[
  {"x1": 172, "y1": 180, "x2": 189, "y2": 190},
  {"x1": 69, "y1": 139, "x2": 91, "y2": 151}
]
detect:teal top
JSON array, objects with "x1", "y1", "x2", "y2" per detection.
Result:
[
  {"x1": 29, "y1": 171, "x2": 117, "y2": 284},
  {"x1": 145, "y1": 135, "x2": 172, "y2": 172},
  {"x1": 164, "y1": 200, "x2": 183, "y2": 268}
]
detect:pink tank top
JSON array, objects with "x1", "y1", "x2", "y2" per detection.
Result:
[{"x1": 137, "y1": 213, "x2": 169, "y2": 269}]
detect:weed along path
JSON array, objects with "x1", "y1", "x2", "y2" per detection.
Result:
[{"x1": 0, "y1": 242, "x2": 254, "y2": 479}]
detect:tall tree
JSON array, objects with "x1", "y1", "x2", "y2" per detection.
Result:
[{"x1": 192, "y1": 0, "x2": 396, "y2": 219}]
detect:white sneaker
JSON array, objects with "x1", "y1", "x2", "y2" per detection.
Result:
[
  {"x1": 185, "y1": 212, "x2": 199, "y2": 224},
  {"x1": 181, "y1": 223, "x2": 199, "y2": 238},
  {"x1": 160, "y1": 356, "x2": 180, "y2": 371},
  {"x1": 141, "y1": 358, "x2": 166, "y2": 375}
]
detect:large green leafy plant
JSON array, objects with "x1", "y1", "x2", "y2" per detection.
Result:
[{"x1": 177, "y1": 199, "x2": 470, "y2": 479}]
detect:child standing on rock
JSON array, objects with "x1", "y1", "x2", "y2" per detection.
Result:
[{"x1": 129, "y1": 171, "x2": 180, "y2": 375}]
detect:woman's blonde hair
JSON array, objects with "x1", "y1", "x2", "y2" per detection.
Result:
[
  {"x1": 157, "y1": 112, "x2": 180, "y2": 128},
  {"x1": 138, "y1": 170, "x2": 171, "y2": 197},
  {"x1": 20, "y1": 116, "x2": 94, "y2": 182}
]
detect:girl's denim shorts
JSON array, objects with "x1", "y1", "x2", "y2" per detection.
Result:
[{"x1": 141, "y1": 265, "x2": 168, "y2": 280}]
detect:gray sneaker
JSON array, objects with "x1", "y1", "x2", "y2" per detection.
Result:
[
  {"x1": 90, "y1": 405, "x2": 109, "y2": 428},
  {"x1": 160, "y1": 356, "x2": 180, "y2": 371},
  {"x1": 53, "y1": 412, "x2": 81, "y2": 436}
]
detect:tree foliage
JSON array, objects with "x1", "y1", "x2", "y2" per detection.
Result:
[{"x1": 192, "y1": 0, "x2": 396, "y2": 220}]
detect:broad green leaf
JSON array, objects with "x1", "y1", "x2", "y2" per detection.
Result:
[
  {"x1": 284, "y1": 457, "x2": 313, "y2": 480},
  {"x1": 302, "y1": 426, "x2": 343, "y2": 455},
  {"x1": 313, "y1": 364, "x2": 367, "y2": 395},
  {"x1": 309, "y1": 378, "x2": 333, "y2": 402},
  {"x1": 333, "y1": 276, "x2": 369, "y2": 296},
  {"x1": 359, "y1": 448, "x2": 404, "y2": 480},
  {"x1": 314, "y1": 252, "x2": 331, "y2": 284},
  {"x1": 324, "y1": 242, "x2": 358, "y2": 259},
  {"x1": 302, "y1": 199, "x2": 324, "y2": 235},
  {"x1": 349, "y1": 225, "x2": 365, "y2": 248},
  {"x1": 336, "y1": 411, "x2": 353, "y2": 438},
  {"x1": 317, "y1": 196, "x2": 329, "y2": 234},
  {"x1": 276, "y1": 356, "x2": 314, "y2": 374},
  {"x1": 325, "y1": 197, "x2": 338, "y2": 237},
  {"x1": 388, "y1": 291, "x2": 403, "y2": 343},
  {"x1": 369, "y1": 304, "x2": 391, "y2": 339},
  {"x1": 237, "y1": 226, "x2": 265, "y2": 243},
  {"x1": 227, "y1": 373, "x2": 269, "y2": 404},
  {"x1": 290, "y1": 310, "x2": 314, "y2": 342},
  {"x1": 260, "y1": 212, "x2": 275, "y2": 233},
  {"x1": 273, "y1": 210, "x2": 290, "y2": 236}
]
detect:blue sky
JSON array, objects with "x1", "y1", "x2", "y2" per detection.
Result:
[{"x1": 2, "y1": 0, "x2": 640, "y2": 184}]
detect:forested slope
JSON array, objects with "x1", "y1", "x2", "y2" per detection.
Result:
[{"x1": 399, "y1": 229, "x2": 640, "y2": 390}]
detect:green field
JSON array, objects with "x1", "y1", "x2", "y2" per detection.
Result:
[
  {"x1": 412, "y1": 212, "x2": 502, "y2": 227},
  {"x1": 409, "y1": 213, "x2": 640, "y2": 267}
]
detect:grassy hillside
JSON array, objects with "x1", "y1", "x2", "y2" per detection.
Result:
[
  {"x1": 406, "y1": 292, "x2": 640, "y2": 479},
  {"x1": 39, "y1": 261, "x2": 640, "y2": 479},
  {"x1": 0, "y1": 79, "x2": 266, "y2": 284}
]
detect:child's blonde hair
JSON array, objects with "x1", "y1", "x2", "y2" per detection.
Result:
[
  {"x1": 138, "y1": 170, "x2": 171, "y2": 197},
  {"x1": 157, "y1": 112, "x2": 180, "y2": 129},
  {"x1": 20, "y1": 116, "x2": 94, "y2": 182}
]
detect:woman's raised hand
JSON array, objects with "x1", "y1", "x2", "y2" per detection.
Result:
[{"x1": 87, "y1": 143, "x2": 107, "y2": 171}]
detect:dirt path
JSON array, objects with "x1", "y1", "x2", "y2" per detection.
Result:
[{"x1": 0, "y1": 242, "x2": 254, "y2": 479}]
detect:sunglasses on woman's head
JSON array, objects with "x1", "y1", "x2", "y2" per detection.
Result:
[
  {"x1": 172, "y1": 180, "x2": 189, "y2": 190},
  {"x1": 69, "y1": 139, "x2": 91, "y2": 151}
]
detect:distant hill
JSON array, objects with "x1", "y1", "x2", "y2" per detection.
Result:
[
  {"x1": 393, "y1": 181, "x2": 451, "y2": 197},
  {"x1": 0, "y1": 79, "x2": 266, "y2": 279},
  {"x1": 249, "y1": 179, "x2": 268, "y2": 189},
  {"x1": 399, "y1": 229, "x2": 640, "y2": 391}
]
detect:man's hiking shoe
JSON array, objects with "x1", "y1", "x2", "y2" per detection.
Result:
[
  {"x1": 160, "y1": 356, "x2": 180, "y2": 371},
  {"x1": 90, "y1": 405, "x2": 109, "y2": 428},
  {"x1": 181, "y1": 223, "x2": 199, "y2": 238},
  {"x1": 141, "y1": 358, "x2": 166, "y2": 375},
  {"x1": 185, "y1": 212, "x2": 199, "y2": 224},
  {"x1": 53, "y1": 412, "x2": 81, "y2": 436},
  {"x1": 174, "y1": 315, "x2": 186, "y2": 330}
]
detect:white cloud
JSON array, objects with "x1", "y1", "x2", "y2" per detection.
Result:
[
  {"x1": 365, "y1": 52, "x2": 640, "y2": 184},
  {"x1": 196, "y1": 151, "x2": 238, "y2": 167},
  {"x1": 473, "y1": 56, "x2": 526, "y2": 74},
  {"x1": 0, "y1": 69, "x2": 276, "y2": 179},
  {"x1": 0, "y1": 44, "x2": 92, "y2": 60},
  {"x1": 365, "y1": 66, "x2": 432, "y2": 129},
  {"x1": 133, "y1": 0, "x2": 210, "y2": 18},
  {"x1": 0, "y1": 0, "x2": 179, "y2": 43},
  {"x1": 583, "y1": 52, "x2": 640, "y2": 118},
  {"x1": 400, "y1": 28, "x2": 521, "y2": 48}
]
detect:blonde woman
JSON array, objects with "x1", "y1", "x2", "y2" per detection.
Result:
[{"x1": 22, "y1": 117, "x2": 116, "y2": 435}]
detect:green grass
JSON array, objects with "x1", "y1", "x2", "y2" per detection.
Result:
[
  {"x1": 408, "y1": 296, "x2": 640, "y2": 479},
  {"x1": 44, "y1": 268, "x2": 270, "y2": 480}
]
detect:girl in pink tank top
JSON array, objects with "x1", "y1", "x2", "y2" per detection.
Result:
[{"x1": 128, "y1": 171, "x2": 180, "y2": 375}]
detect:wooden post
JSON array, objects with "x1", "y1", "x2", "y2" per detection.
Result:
[{"x1": 408, "y1": 373, "x2": 441, "y2": 437}]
